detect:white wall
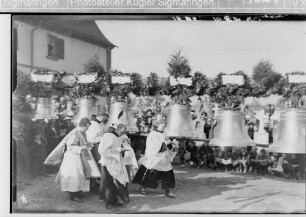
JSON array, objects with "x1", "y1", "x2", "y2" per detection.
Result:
[{"x1": 17, "y1": 21, "x2": 108, "y2": 75}]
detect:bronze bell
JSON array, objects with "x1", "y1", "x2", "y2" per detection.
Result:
[
  {"x1": 62, "y1": 101, "x2": 75, "y2": 117},
  {"x1": 73, "y1": 98, "x2": 96, "y2": 125},
  {"x1": 268, "y1": 108, "x2": 306, "y2": 154},
  {"x1": 33, "y1": 98, "x2": 53, "y2": 120},
  {"x1": 50, "y1": 99, "x2": 59, "y2": 119},
  {"x1": 209, "y1": 110, "x2": 254, "y2": 147},
  {"x1": 108, "y1": 101, "x2": 138, "y2": 132},
  {"x1": 165, "y1": 104, "x2": 195, "y2": 138}
]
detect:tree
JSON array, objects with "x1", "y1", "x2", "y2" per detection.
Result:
[
  {"x1": 167, "y1": 49, "x2": 191, "y2": 78},
  {"x1": 130, "y1": 72, "x2": 144, "y2": 96},
  {"x1": 146, "y1": 72, "x2": 160, "y2": 96},
  {"x1": 252, "y1": 59, "x2": 282, "y2": 91},
  {"x1": 83, "y1": 54, "x2": 106, "y2": 76},
  {"x1": 192, "y1": 71, "x2": 209, "y2": 96}
]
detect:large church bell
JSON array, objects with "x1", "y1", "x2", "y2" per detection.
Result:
[
  {"x1": 108, "y1": 101, "x2": 138, "y2": 132},
  {"x1": 33, "y1": 98, "x2": 53, "y2": 120},
  {"x1": 73, "y1": 98, "x2": 96, "y2": 125},
  {"x1": 268, "y1": 108, "x2": 306, "y2": 154},
  {"x1": 165, "y1": 104, "x2": 195, "y2": 138},
  {"x1": 209, "y1": 110, "x2": 254, "y2": 147}
]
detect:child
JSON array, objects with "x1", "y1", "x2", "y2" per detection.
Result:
[
  {"x1": 231, "y1": 148, "x2": 241, "y2": 173},
  {"x1": 185, "y1": 141, "x2": 199, "y2": 167},
  {"x1": 239, "y1": 149, "x2": 248, "y2": 173},
  {"x1": 221, "y1": 147, "x2": 232, "y2": 173}
]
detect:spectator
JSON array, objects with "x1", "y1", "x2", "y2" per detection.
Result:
[
  {"x1": 213, "y1": 146, "x2": 223, "y2": 170},
  {"x1": 204, "y1": 121, "x2": 211, "y2": 139},
  {"x1": 63, "y1": 116, "x2": 75, "y2": 133},
  {"x1": 198, "y1": 142, "x2": 210, "y2": 168},
  {"x1": 247, "y1": 146, "x2": 257, "y2": 173},
  {"x1": 45, "y1": 120, "x2": 58, "y2": 155},
  {"x1": 289, "y1": 154, "x2": 302, "y2": 180},
  {"x1": 221, "y1": 147, "x2": 232, "y2": 173},
  {"x1": 185, "y1": 141, "x2": 199, "y2": 167},
  {"x1": 28, "y1": 131, "x2": 46, "y2": 177},
  {"x1": 255, "y1": 149, "x2": 269, "y2": 176},
  {"x1": 239, "y1": 148, "x2": 248, "y2": 173},
  {"x1": 178, "y1": 140, "x2": 186, "y2": 166},
  {"x1": 282, "y1": 154, "x2": 291, "y2": 178},
  {"x1": 247, "y1": 122, "x2": 255, "y2": 140},
  {"x1": 231, "y1": 148, "x2": 241, "y2": 173},
  {"x1": 271, "y1": 153, "x2": 286, "y2": 177}
]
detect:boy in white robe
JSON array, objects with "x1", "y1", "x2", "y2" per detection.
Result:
[
  {"x1": 132, "y1": 119, "x2": 178, "y2": 198},
  {"x1": 98, "y1": 124, "x2": 130, "y2": 209}
]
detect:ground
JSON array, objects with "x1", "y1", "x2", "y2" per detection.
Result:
[{"x1": 13, "y1": 166, "x2": 305, "y2": 214}]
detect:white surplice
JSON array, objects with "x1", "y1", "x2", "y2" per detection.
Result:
[
  {"x1": 55, "y1": 128, "x2": 90, "y2": 192},
  {"x1": 138, "y1": 131, "x2": 177, "y2": 172},
  {"x1": 98, "y1": 133, "x2": 129, "y2": 186}
]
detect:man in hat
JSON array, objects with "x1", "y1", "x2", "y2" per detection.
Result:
[{"x1": 132, "y1": 119, "x2": 178, "y2": 198}]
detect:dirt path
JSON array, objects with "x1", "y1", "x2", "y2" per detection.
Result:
[{"x1": 13, "y1": 166, "x2": 306, "y2": 213}]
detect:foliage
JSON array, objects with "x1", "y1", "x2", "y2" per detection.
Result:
[
  {"x1": 29, "y1": 81, "x2": 54, "y2": 98},
  {"x1": 166, "y1": 49, "x2": 194, "y2": 105},
  {"x1": 208, "y1": 71, "x2": 252, "y2": 110},
  {"x1": 29, "y1": 68, "x2": 65, "y2": 98},
  {"x1": 251, "y1": 59, "x2": 282, "y2": 97},
  {"x1": 273, "y1": 71, "x2": 306, "y2": 108},
  {"x1": 146, "y1": 72, "x2": 160, "y2": 96},
  {"x1": 69, "y1": 55, "x2": 111, "y2": 99},
  {"x1": 130, "y1": 72, "x2": 145, "y2": 96},
  {"x1": 159, "y1": 77, "x2": 170, "y2": 95},
  {"x1": 167, "y1": 49, "x2": 191, "y2": 78},
  {"x1": 192, "y1": 71, "x2": 210, "y2": 96},
  {"x1": 110, "y1": 70, "x2": 132, "y2": 103},
  {"x1": 14, "y1": 70, "x2": 31, "y2": 97},
  {"x1": 168, "y1": 84, "x2": 193, "y2": 106}
]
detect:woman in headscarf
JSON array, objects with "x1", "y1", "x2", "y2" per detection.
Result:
[{"x1": 132, "y1": 119, "x2": 178, "y2": 198}]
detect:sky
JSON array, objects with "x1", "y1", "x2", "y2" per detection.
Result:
[{"x1": 96, "y1": 20, "x2": 306, "y2": 79}]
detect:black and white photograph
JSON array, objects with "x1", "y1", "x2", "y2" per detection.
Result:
[{"x1": 10, "y1": 14, "x2": 306, "y2": 214}]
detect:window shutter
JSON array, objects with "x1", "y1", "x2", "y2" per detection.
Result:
[{"x1": 57, "y1": 38, "x2": 65, "y2": 59}]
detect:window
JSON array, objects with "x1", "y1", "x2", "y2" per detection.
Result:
[{"x1": 47, "y1": 35, "x2": 64, "y2": 60}]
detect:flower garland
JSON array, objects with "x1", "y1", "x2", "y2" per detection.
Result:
[
  {"x1": 110, "y1": 70, "x2": 133, "y2": 104},
  {"x1": 274, "y1": 71, "x2": 306, "y2": 109},
  {"x1": 69, "y1": 56, "x2": 111, "y2": 99},
  {"x1": 29, "y1": 68, "x2": 65, "y2": 98},
  {"x1": 208, "y1": 71, "x2": 252, "y2": 110}
]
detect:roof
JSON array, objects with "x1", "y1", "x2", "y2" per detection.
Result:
[{"x1": 14, "y1": 15, "x2": 116, "y2": 49}]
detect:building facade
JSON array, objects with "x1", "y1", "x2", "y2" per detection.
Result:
[{"x1": 14, "y1": 15, "x2": 116, "y2": 75}]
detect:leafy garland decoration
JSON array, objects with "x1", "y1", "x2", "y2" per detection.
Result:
[
  {"x1": 69, "y1": 55, "x2": 111, "y2": 99},
  {"x1": 273, "y1": 71, "x2": 306, "y2": 109},
  {"x1": 29, "y1": 68, "x2": 65, "y2": 98},
  {"x1": 110, "y1": 70, "x2": 133, "y2": 104},
  {"x1": 208, "y1": 71, "x2": 252, "y2": 110}
]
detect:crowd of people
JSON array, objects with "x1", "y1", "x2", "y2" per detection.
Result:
[
  {"x1": 177, "y1": 141, "x2": 305, "y2": 180},
  {"x1": 13, "y1": 97, "x2": 305, "y2": 210}
]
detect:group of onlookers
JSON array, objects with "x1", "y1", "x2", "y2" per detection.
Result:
[
  {"x1": 14, "y1": 114, "x2": 76, "y2": 179},
  {"x1": 178, "y1": 142, "x2": 306, "y2": 180}
]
